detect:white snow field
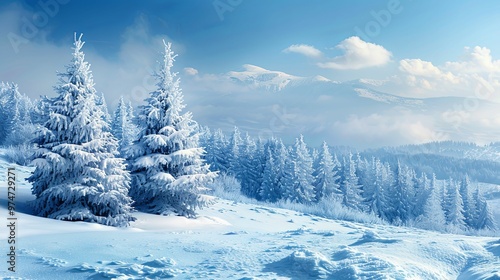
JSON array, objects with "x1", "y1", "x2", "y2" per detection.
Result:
[{"x1": 0, "y1": 158, "x2": 499, "y2": 279}]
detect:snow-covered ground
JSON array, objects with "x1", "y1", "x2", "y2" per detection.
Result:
[{"x1": 1, "y1": 157, "x2": 500, "y2": 279}]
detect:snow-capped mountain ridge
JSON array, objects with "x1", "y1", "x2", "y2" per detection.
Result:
[{"x1": 225, "y1": 64, "x2": 430, "y2": 107}]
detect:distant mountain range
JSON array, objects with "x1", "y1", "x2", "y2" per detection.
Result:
[{"x1": 184, "y1": 65, "x2": 500, "y2": 148}]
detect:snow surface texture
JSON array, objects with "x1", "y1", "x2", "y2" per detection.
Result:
[{"x1": 0, "y1": 155, "x2": 499, "y2": 279}]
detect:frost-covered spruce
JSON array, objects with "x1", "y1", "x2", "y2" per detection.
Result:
[
  {"x1": 28, "y1": 34, "x2": 134, "y2": 227},
  {"x1": 282, "y1": 135, "x2": 315, "y2": 204},
  {"x1": 127, "y1": 41, "x2": 216, "y2": 217},
  {"x1": 340, "y1": 153, "x2": 363, "y2": 210},
  {"x1": 0, "y1": 82, "x2": 33, "y2": 145},
  {"x1": 112, "y1": 96, "x2": 139, "y2": 156},
  {"x1": 312, "y1": 141, "x2": 340, "y2": 201}
]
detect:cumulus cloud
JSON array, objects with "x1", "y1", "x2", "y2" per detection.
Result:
[
  {"x1": 184, "y1": 67, "x2": 198, "y2": 76},
  {"x1": 445, "y1": 46, "x2": 500, "y2": 73},
  {"x1": 283, "y1": 44, "x2": 323, "y2": 58},
  {"x1": 397, "y1": 46, "x2": 500, "y2": 100},
  {"x1": 317, "y1": 36, "x2": 392, "y2": 70}
]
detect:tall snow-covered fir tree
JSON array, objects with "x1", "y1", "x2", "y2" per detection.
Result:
[
  {"x1": 112, "y1": 96, "x2": 139, "y2": 156},
  {"x1": 205, "y1": 128, "x2": 230, "y2": 173},
  {"x1": 443, "y1": 178, "x2": 466, "y2": 229},
  {"x1": 239, "y1": 133, "x2": 262, "y2": 199},
  {"x1": 0, "y1": 82, "x2": 34, "y2": 145},
  {"x1": 312, "y1": 141, "x2": 340, "y2": 201},
  {"x1": 126, "y1": 41, "x2": 216, "y2": 217},
  {"x1": 282, "y1": 135, "x2": 315, "y2": 204},
  {"x1": 96, "y1": 92, "x2": 112, "y2": 125},
  {"x1": 473, "y1": 187, "x2": 497, "y2": 230},
  {"x1": 340, "y1": 153, "x2": 363, "y2": 210},
  {"x1": 459, "y1": 175, "x2": 476, "y2": 228},
  {"x1": 28, "y1": 34, "x2": 134, "y2": 227},
  {"x1": 227, "y1": 126, "x2": 242, "y2": 176},
  {"x1": 417, "y1": 174, "x2": 447, "y2": 231}
]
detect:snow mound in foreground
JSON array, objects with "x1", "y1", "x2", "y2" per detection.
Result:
[
  {"x1": 266, "y1": 249, "x2": 334, "y2": 279},
  {"x1": 70, "y1": 257, "x2": 179, "y2": 279}
]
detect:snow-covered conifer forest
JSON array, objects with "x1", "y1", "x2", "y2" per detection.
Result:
[{"x1": 1, "y1": 34, "x2": 499, "y2": 279}]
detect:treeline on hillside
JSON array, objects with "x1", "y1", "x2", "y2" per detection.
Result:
[{"x1": 199, "y1": 127, "x2": 497, "y2": 231}]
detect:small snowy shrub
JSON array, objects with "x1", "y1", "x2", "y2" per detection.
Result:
[
  {"x1": 208, "y1": 173, "x2": 246, "y2": 201},
  {"x1": 4, "y1": 144, "x2": 34, "y2": 166},
  {"x1": 275, "y1": 195, "x2": 383, "y2": 224}
]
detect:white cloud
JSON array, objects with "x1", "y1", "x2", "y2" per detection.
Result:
[
  {"x1": 399, "y1": 59, "x2": 442, "y2": 78},
  {"x1": 333, "y1": 113, "x2": 447, "y2": 147},
  {"x1": 184, "y1": 67, "x2": 198, "y2": 76},
  {"x1": 283, "y1": 44, "x2": 323, "y2": 58},
  {"x1": 396, "y1": 46, "x2": 500, "y2": 100},
  {"x1": 317, "y1": 36, "x2": 392, "y2": 70},
  {"x1": 445, "y1": 46, "x2": 500, "y2": 73}
]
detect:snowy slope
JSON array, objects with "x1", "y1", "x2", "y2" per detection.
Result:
[{"x1": 0, "y1": 156, "x2": 499, "y2": 279}]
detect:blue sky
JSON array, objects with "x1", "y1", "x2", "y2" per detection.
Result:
[
  {"x1": 4, "y1": 0, "x2": 500, "y2": 78},
  {"x1": 2, "y1": 0, "x2": 500, "y2": 147}
]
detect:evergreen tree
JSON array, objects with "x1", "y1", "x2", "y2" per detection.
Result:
[
  {"x1": 312, "y1": 141, "x2": 340, "y2": 201},
  {"x1": 368, "y1": 158, "x2": 390, "y2": 219},
  {"x1": 205, "y1": 129, "x2": 229, "y2": 173},
  {"x1": 411, "y1": 172, "x2": 429, "y2": 220},
  {"x1": 418, "y1": 173, "x2": 446, "y2": 231},
  {"x1": 112, "y1": 96, "x2": 139, "y2": 156},
  {"x1": 239, "y1": 133, "x2": 260, "y2": 199},
  {"x1": 227, "y1": 126, "x2": 242, "y2": 176},
  {"x1": 282, "y1": 135, "x2": 315, "y2": 204},
  {"x1": 0, "y1": 82, "x2": 34, "y2": 145},
  {"x1": 260, "y1": 146, "x2": 281, "y2": 202},
  {"x1": 393, "y1": 162, "x2": 415, "y2": 223},
  {"x1": 459, "y1": 175, "x2": 476, "y2": 228},
  {"x1": 28, "y1": 34, "x2": 134, "y2": 227},
  {"x1": 340, "y1": 153, "x2": 363, "y2": 210},
  {"x1": 473, "y1": 187, "x2": 497, "y2": 230},
  {"x1": 260, "y1": 138, "x2": 288, "y2": 202},
  {"x1": 380, "y1": 162, "x2": 397, "y2": 222},
  {"x1": 96, "y1": 92, "x2": 112, "y2": 124},
  {"x1": 443, "y1": 178, "x2": 466, "y2": 229},
  {"x1": 126, "y1": 41, "x2": 216, "y2": 217}
]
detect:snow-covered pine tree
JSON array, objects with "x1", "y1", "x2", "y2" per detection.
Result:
[
  {"x1": 205, "y1": 128, "x2": 229, "y2": 173},
  {"x1": 340, "y1": 153, "x2": 363, "y2": 210},
  {"x1": 28, "y1": 34, "x2": 134, "y2": 227},
  {"x1": 367, "y1": 158, "x2": 389, "y2": 218},
  {"x1": 260, "y1": 138, "x2": 288, "y2": 202},
  {"x1": 312, "y1": 141, "x2": 340, "y2": 202},
  {"x1": 473, "y1": 187, "x2": 497, "y2": 230},
  {"x1": 282, "y1": 135, "x2": 315, "y2": 204},
  {"x1": 412, "y1": 172, "x2": 431, "y2": 220},
  {"x1": 0, "y1": 82, "x2": 34, "y2": 145},
  {"x1": 112, "y1": 96, "x2": 139, "y2": 156},
  {"x1": 459, "y1": 175, "x2": 476, "y2": 228},
  {"x1": 126, "y1": 41, "x2": 216, "y2": 217},
  {"x1": 392, "y1": 161, "x2": 415, "y2": 223},
  {"x1": 227, "y1": 126, "x2": 242, "y2": 177},
  {"x1": 239, "y1": 133, "x2": 262, "y2": 199},
  {"x1": 96, "y1": 92, "x2": 112, "y2": 125},
  {"x1": 198, "y1": 126, "x2": 212, "y2": 155},
  {"x1": 260, "y1": 146, "x2": 280, "y2": 202},
  {"x1": 443, "y1": 178, "x2": 466, "y2": 229},
  {"x1": 417, "y1": 173, "x2": 446, "y2": 231}
]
